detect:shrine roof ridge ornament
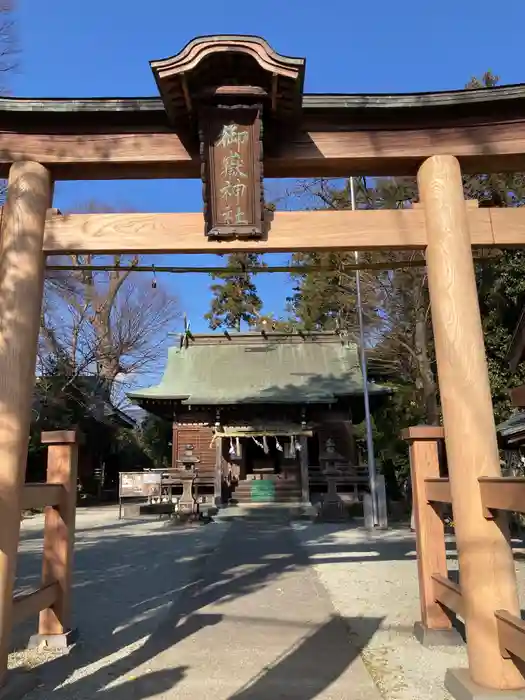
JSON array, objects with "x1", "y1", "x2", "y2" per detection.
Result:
[{"x1": 150, "y1": 35, "x2": 306, "y2": 124}]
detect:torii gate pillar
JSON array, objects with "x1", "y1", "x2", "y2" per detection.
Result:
[
  {"x1": 419, "y1": 155, "x2": 524, "y2": 690},
  {"x1": 0, "y1": 162, "x2": 51, "y2": 675}
]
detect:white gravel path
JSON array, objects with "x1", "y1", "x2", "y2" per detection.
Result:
[
  {"x1": 292, "y1": 522, "x2": 525, "y2": 700},
  {"x1": 10, "y1": 507, "x2": 230, "y2": 697}
]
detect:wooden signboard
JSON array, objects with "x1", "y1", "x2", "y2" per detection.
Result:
[
  {"x1": 200, "y1": 105, "x2": 264, "y2": 239},
  {"x1": 119, "y1": 472, "x2": 162, "y2": 499}
]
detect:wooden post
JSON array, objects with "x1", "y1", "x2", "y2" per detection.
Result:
[
  {"x1": 376, "y1": 474, "x2": 388, "y2": 529},
  {"x1": 214, "y1": 436, "x2": 223, "y2": 506},
  {"x1": 418, "y1": 155, "x2": 524, "y2": 690},
  {"x1": 37, "y1": 430, "x2": 78, "y2": 641},
  {"x1": 403, "y1": 427, "x2": 459, "y2": 644},
  {"x1": 0, "y1": 162, "x2": 51, "y2": 682},
  {"x1": 171, "y1": 422, "x2": 178, "y2": 469},
  {"x1": 363, "y1": 494, "x2": 374, "y2": 530},
  {"x1": 299, "y1": 437, "x2": 310, "y2": 504}
]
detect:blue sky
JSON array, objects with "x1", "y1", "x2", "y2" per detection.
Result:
[{"x1": 12, "y1": 1, "x2": 525, "y2": 340}]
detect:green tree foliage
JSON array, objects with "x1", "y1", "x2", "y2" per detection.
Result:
[
  {"x1": 288, "y1": 176, "x2": 436, "y2": 407},
  {"x1": 462, "y1": 71, "x2": 525, "y2": 424},
  {"x1": 286, "y1": 180, "x2": 384, "y2": 337},
  {"x1": 290, "y1": 71, "x2": 525, "y2": 498},
  {"x1": 30, "y1": 350, "x2": 92, "y2": 459},
  {"x1": 288, "y1": 66, "x2": 525, "y2": 491},
  {"x1": 137, "y1": 414, "x2": 173, "y2": 468},
  {"x1": 353, "y1": 385, "x2": 426, "y2": 498},
  {"x1": 287, "y1": 177, "x2": 433, "y2": 493},
  {"x1": 477, "y1": 250, "x2": 525, "y2": 423},
  {"x1": 287, "y1": 252, "x2": 359, "y2": 332},
  {"x1": 205, "y1": 253, "x2": 266, "y2": 331}
]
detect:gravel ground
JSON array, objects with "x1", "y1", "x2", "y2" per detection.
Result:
[
  {"x1": 9, "y1": 506, "x2": 230, "y2": 697},
  {"x1": 11, "y1": 510, "x2": 525, "y2": 699},
  {"x1": 292, "y1": 522, "x2": 525, "y2": 700}
]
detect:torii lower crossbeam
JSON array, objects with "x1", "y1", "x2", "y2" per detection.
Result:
[{"x1": 43, "y1": 207, "x2": 525, "y2": 254}]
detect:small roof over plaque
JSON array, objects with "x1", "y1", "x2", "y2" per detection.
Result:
[{"x1": 150, "y1": 34, "x2": 305, "y2": 124}]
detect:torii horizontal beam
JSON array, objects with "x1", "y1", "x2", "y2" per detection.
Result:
[
  {"x1": 2, "y1": 119, "x2": 525, "y2": 180},
  {"x1": 43, "y1": 207, "x2": 525, "y2": 255}
]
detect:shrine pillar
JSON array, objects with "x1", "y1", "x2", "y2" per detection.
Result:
[
  {"x1": 171, "y1": 422, "x2": 178, "y2": 469},
  {"x1": 0, "y1": 162, "x2": 52, "y2": 673},
  {"x1": 214, "y1": 436, "x2": 223, "y2": 506},
  {"x1": 299, "y1": 436, "x2": 310, "y2": 504},
  {"x1": 418, "y1": 155, "x2": 523, "y2": 690}
]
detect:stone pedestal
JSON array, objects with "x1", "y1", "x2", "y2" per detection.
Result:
[
  {"x1": 413, "y1": 621, "x2": 463, "y2": 647},
  {"x1": 318, "y1": 468, "x2": 347, "y2": 522},
  {"x1": 171, "y1": 467, "x2": 199, "y2": 524},
  {"x1": 178, "y1": 472, "x2": 196, "y2": 514},
  {"x1": 445, "y1": 669, "x2": 525, "y2": 700}
]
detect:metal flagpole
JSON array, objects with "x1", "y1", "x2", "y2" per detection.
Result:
[{"x1": 350, "y1": 176, "x2": 379, "y2": 526}]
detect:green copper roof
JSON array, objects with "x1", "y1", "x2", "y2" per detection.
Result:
[
  {"x1": 128, "y1": 334, "x2": 388, "y2": 406},
  {"x1": 497, "y1": 411, "x2": 525, "y2": 440}
]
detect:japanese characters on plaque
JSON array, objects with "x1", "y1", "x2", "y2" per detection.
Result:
[{"x1": 201, "y1": 106, "x2": 263, "y2": 238}]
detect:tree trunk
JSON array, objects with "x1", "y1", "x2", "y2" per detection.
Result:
[{"x1": 414, "y1": 306, "x2": 439, "y2": 425}]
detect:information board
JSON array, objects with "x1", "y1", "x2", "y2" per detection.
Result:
[{"x1": 119, "y1": 472, "x2": 162, "y2": 499}]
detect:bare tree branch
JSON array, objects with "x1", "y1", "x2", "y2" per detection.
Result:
[{"x1": 40, "y1": 201, "x2": 180, "y2": 408}]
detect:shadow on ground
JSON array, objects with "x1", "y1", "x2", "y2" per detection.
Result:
[
  {"x1": 13, "y1": 514, "x2": 384, "y2": 699},
  {"x1": 229, "y1": 615, "x2": 378, "y2": 700}
]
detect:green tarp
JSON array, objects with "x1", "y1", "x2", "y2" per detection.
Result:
[{"x1": 250, "y1": 480, "x2": 276, "y2": 503}]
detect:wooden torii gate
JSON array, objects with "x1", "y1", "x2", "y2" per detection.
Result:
[{"x1": 1, "y1": 35, "x2": 525, "y2": 696}]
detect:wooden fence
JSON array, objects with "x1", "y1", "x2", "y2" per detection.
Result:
[
  {"x1": 404, "y1": 426, "x2": 525, "y2": 679},
  {"x1": 0, "y1": 430, "x2": 78, "y2": 687}
]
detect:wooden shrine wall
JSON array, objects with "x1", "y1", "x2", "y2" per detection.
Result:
[{"x1": 172, "y1": 425, "x2": 216, "y2": 480}]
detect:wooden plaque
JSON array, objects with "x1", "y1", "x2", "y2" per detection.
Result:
[{"x1": 200, "y1": 105, "x2": 264, "y2": 238}]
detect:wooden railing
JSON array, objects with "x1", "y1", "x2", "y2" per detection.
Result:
[
  {"x1": 0, "y1": 430, "x2": 78, "y2": 686},
  {"x1": 404, "y1": 426, "x2": 525, "y2": 672}
]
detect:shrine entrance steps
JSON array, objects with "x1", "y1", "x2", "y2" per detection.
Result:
[{"x1": 229, "y1": 477, "x2": 302, "y2": 505}]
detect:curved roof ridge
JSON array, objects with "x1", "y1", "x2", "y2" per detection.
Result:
[{"x1": 2, "y1": 82, "x2": 525, "y2": 112}]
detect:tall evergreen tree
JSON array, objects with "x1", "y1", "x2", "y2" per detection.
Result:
[
  {"x1": 287, "y1": 252, "x2": 358, "y2": 332},
  {"x1": 286, "y1": 176, "x2": 437, "y2": 418},
  {"x1": 287, "y1": 176, "x2": 436, "y2": 493},
  {"x1": 286, "y1": 179, "x2": 384, "y2": 338},
  {"x1": 205, "y1": 253, "x2": 266, "y2": 331},
  {"x1": 139, "y1": 414, "x2": 173, "y2": 468},
  {"x1": 477, "y1": 250, "x2": 525, "y2": 423}
]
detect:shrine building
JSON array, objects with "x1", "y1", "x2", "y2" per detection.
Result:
[{"x1": 128, "y1": 331, "x2": 389, "y2": 506}]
